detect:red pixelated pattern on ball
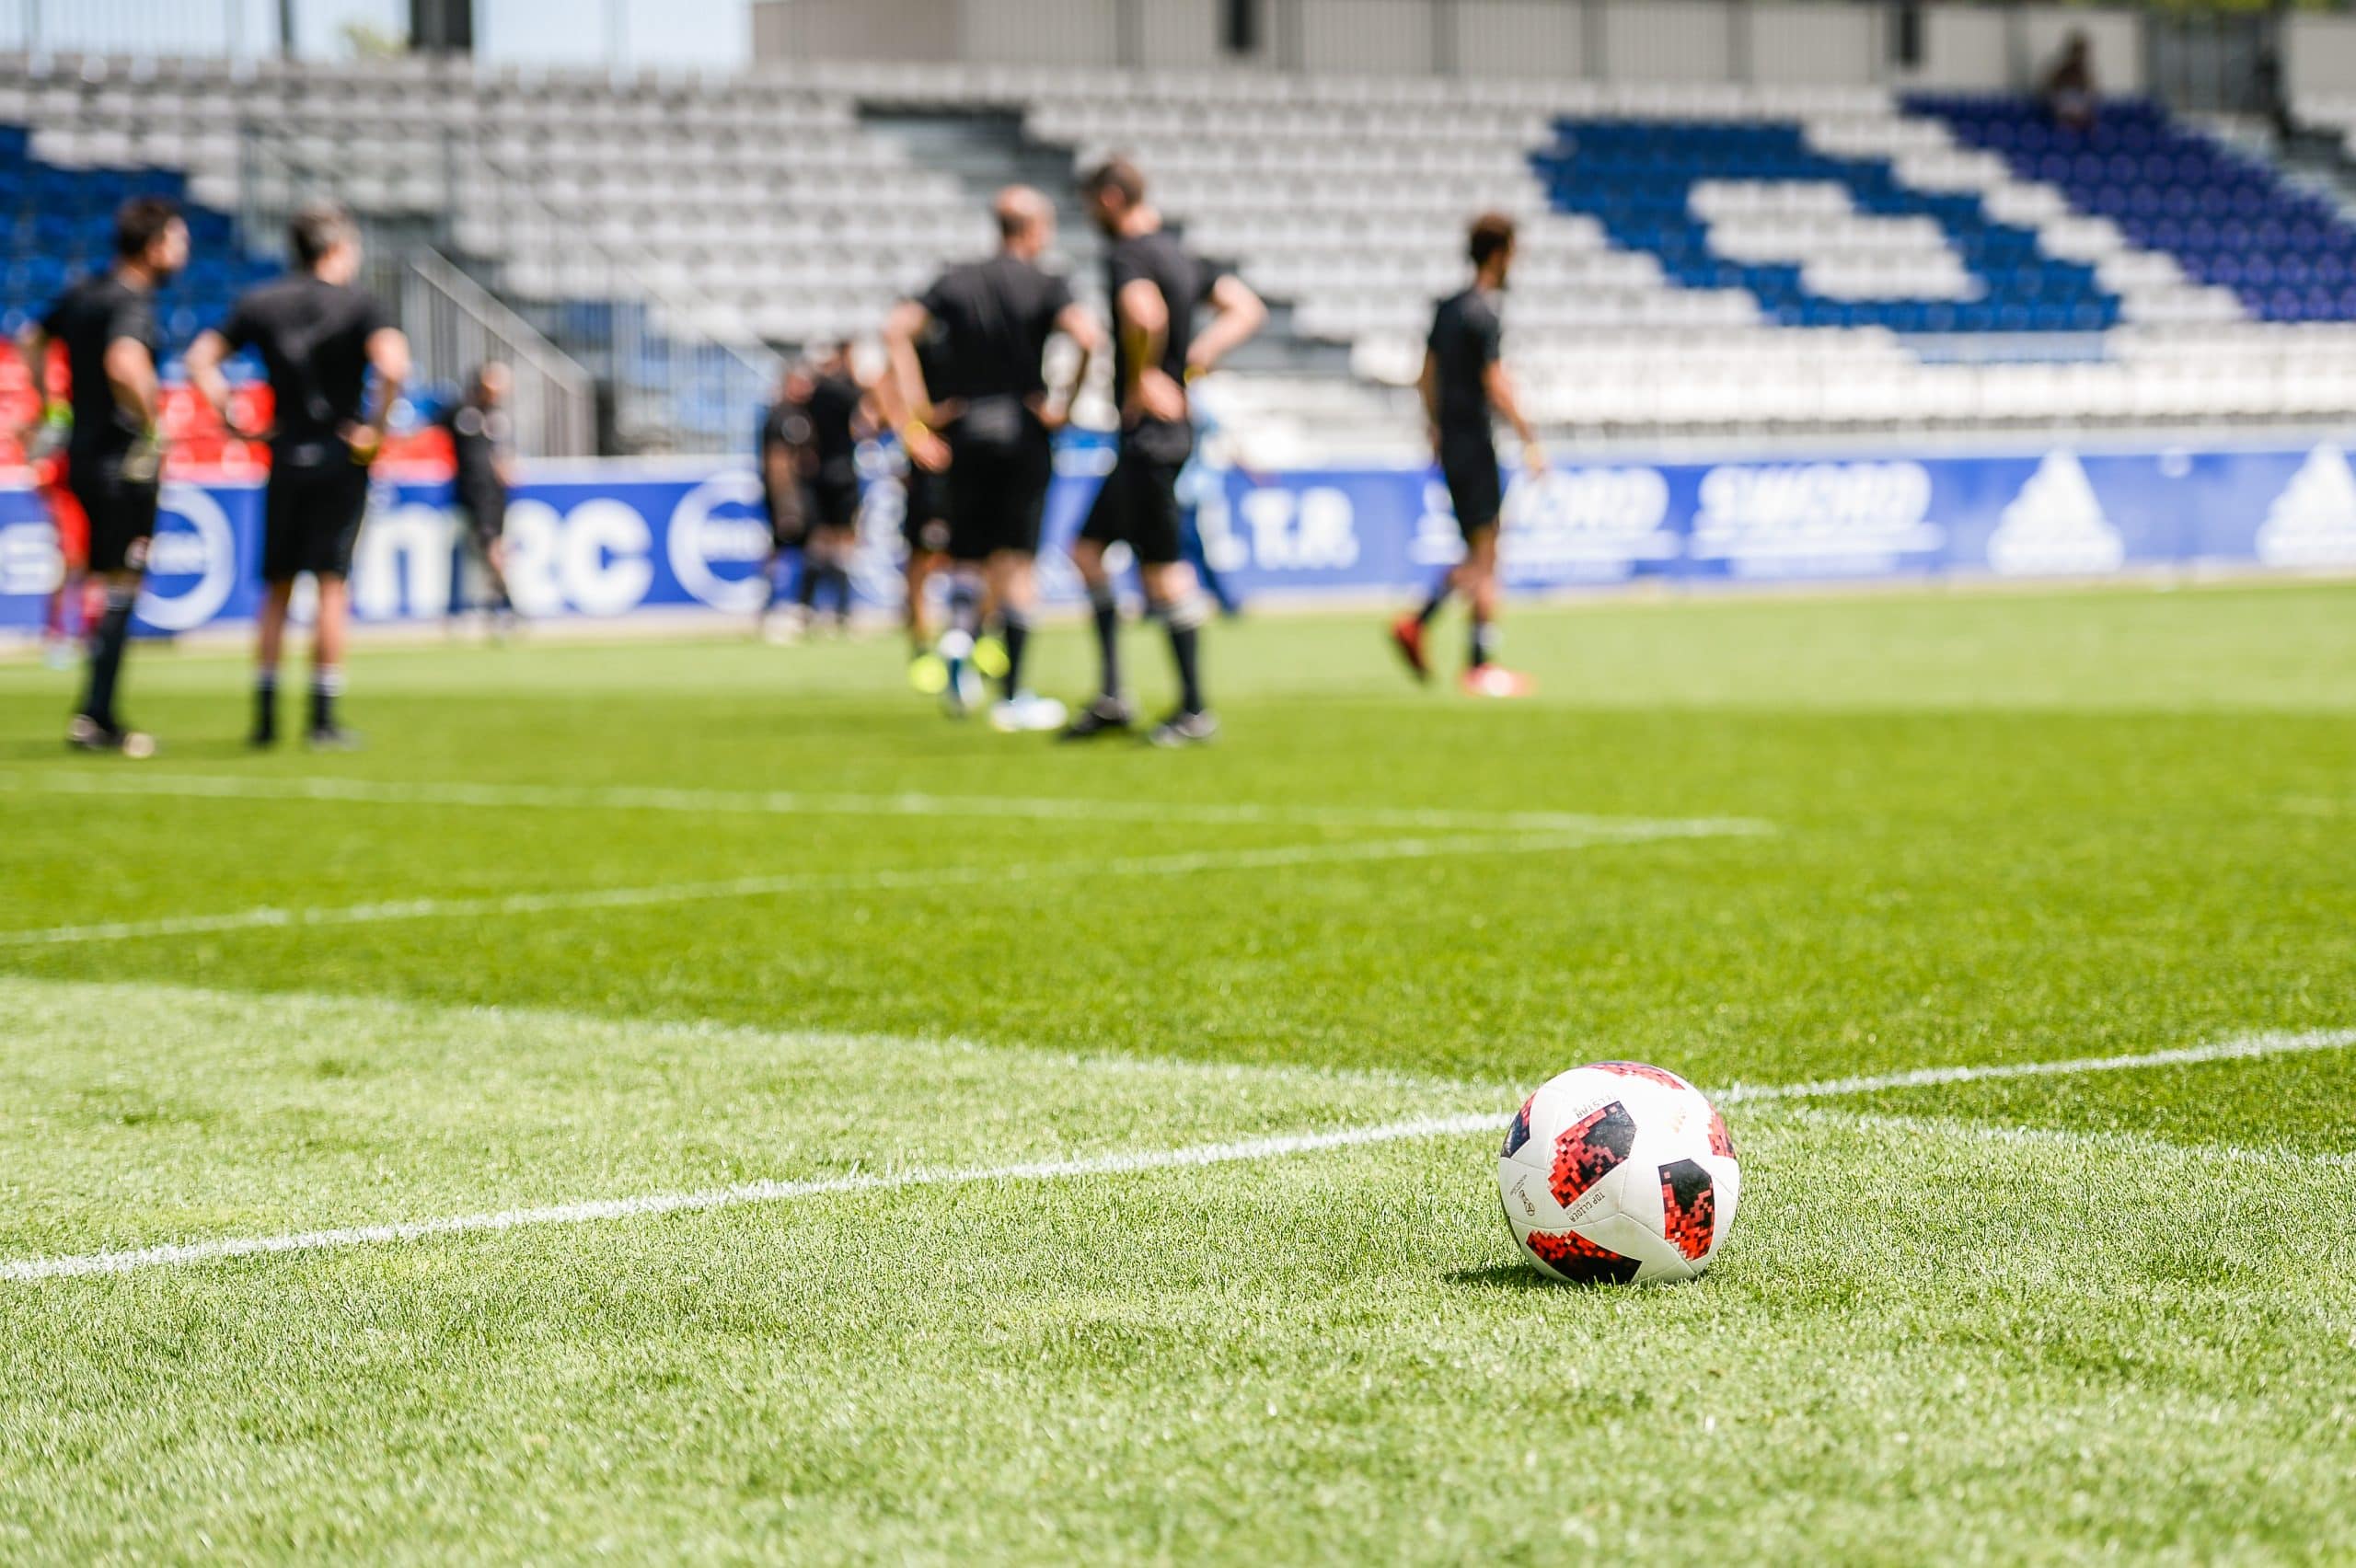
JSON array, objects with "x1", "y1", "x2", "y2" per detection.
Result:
[
  {"x1": 1706, "y1": 1105, "x2": 1737, "y2": 1160},
  {"x1": 1526, "y1": 1228, "x2": 1644, "y2": 1285},
  {"x1": 1549, "y1": 1100, "x2": 1637, "y2": 1207},
  {"x1": 1658, "y1": 1159, "x2": 1717, "y2": 1261},
  {"x1": 1502, "y1": 1096, "x2": 1534, "y2": 1159}
]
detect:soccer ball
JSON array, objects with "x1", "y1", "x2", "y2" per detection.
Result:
[{"x1": 1497, "y1": 1061, "x2": 1739, "y2": 1285}]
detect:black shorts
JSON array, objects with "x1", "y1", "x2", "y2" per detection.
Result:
[
  {"x1": 67, "y1": 452, "x2": 160, "y2": 575},
  {"x1": 263, "y1": 451, "x2": 372, "y2": 582},
  {"x1": 946, "y1": 417, "x2": 1051, "y2": 563},
  {"x1": 456, "y1": 486, "x2": 505, "y2": 551},
  {"x1": 1438, "y1": 432, "x2": 1503, "y2": 537},
  {"x1": 806, "y1": 470, "x2": 860, "y2": 533},
  {"x1": 1077, "y1": 421, "x2": 1193, "y2": 568},
  {"x1": 903, "y1": 463, "x2": 953, "y2": 557}
]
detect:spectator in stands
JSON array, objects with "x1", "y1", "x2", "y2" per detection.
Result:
[
  {"x1": 22, "y1": 195, "x2": 186, "y2": 756},
  {"x1": 187, "y1": 202, "x2": 410, "y2": 749},
  {"x1": 440, "y1": 362, "x2": 517, "y2": 635},
  {"x1": 2043, "y1": 31, "x2": 2098, "y2": 133}
]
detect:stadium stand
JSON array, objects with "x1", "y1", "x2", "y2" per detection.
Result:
[{"x1": 6, "y1": 50, "x2": 2356, "y2": 449}]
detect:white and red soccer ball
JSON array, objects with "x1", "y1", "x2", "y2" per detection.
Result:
[{"x1": 1497, "y1": 1061, "x2": 1739, "y2": 1284}]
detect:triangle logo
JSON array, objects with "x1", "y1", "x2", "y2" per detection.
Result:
[
  {"x1": 2257, "y1": 446, "x2": 2356, "y2": 568},
  {"x1": 1988, "y1": 452, "x2": 2124, "y2": 576}
]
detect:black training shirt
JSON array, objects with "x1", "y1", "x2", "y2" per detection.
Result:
[
  {"x1": 1105, "y1": 228, "x2": 1219, "y2": 416},
  {"x1": 1427, "y1": 286, "x2": 1504, "y2": 440},
  {"x1": 40, "y1": 273, "x2": 161, "y2": 462},
  {"x1": 805, "y1": 372, "x2": 861, "y2": 482},
  {"x1": 917, "y1": 254, "x2": 1074, "y2": 405},
  {"x1": 438, "y1": 400, "x2": 510, "y2": 498},
  {"x1": 218, "y1": 273, "x2": 392, "y2": 451}
]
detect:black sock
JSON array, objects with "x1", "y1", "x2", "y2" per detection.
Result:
[
  {"x1": 1090, "y1": 584, "x2": 1122, "y2": 704},
  {"x1": 1001, "y1": 610, "x2": 1029, "y2": 697},
  {"x1": 795, "y1": 555, "x2": 819, "y2": 609},
  {"x1": 1470, "y1": 619, "x2": 1496, "y2": 670},
  {"x1": 826, "y1": 564, "x2": 853, "y2": 621},
  {"x1": 80, "y1": 589, "x2": 134, "y2": 730},
  {"x1": 1165, "y1": 595, "x2": 1207, "y2": 715},
  {"x1": 253, "y1": 673, "x2": 279, "y2": 742},
  {"x1": 1416, "y1": 589, "x2": 1449, "y2": 627},
  {"x1": 310, "y1": 669, "x2": 343, "y2": 732}
]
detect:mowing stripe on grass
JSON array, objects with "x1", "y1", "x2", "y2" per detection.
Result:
[
  {"x1": 0, "y1": 770, "x2": 1774, "y2": 839},
  {"x1": 4, "y1": 1021, "x2": 2350, "y2": 1284},
  {"x1": 0, "y1": 824, "x2": 1750, "y2": 949},
  {"x1": 1714, "y1": 1028, "x2": 2356, "y2": 1104},
  {"x1": 0, "y1": 1111, "x2": 1504, "y2": 1283},
  {"x1": 1782, "y1": 1105, "x2": 2356, "y2": 1172}
]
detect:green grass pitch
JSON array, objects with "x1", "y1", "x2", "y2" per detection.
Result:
[{"x1": 3, "y1": 581, "x2": 2354, "y2": 1562}]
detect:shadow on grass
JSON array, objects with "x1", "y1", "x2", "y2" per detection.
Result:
[{"x1": 1444, "y1": 1261, "x2": 1566, "y2": 1292}]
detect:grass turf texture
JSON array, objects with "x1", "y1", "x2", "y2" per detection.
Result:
[{"x1": 2, "y1": 580, "x2": 2353, "y2": 1562}]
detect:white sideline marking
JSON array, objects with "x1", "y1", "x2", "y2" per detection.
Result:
[
  {"x1": 5, "y1": 1022, "x2": 2350, "y2": 1284},
  {"x1": 0, "y1": 770, "x2": 1775, "y2": 840},
  {"x1": 1714, "y1": 1028, "x2": 2356, "y2": 1104},
  {"x1": 0, "y1": 825, "x2": 1746, "y2": 950},
  {"x1": 0, "y1": 1111, "x2": 1502, "y2": 1283}
]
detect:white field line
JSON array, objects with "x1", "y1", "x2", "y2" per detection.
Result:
[
  {"x1": 0, "y1": 825, "x2": 1741, "y2": 950},
  {"x1": 1712, "y1": 1028, "x2": 2356, "y2": 1104},
  {"x1": 0, "y1": 1112, "x2": 1503, "y2": 1283},
  {"x1": 0, "y1": 770, "x2": 1775, "y2": 840},
  {"x1": 5, "y1": 1023, "x2": 2351, "y2": 1284}
]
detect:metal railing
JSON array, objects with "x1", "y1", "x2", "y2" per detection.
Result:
[
  {"x1": 401, "y1": 248, "x2": 597, "y2": 456},
  {"x1": 444, "y1": 141, "x2": 783, "y2": 454},
  {"x1": 233, "y1": 114, "x2": 781, "y2": 455}
]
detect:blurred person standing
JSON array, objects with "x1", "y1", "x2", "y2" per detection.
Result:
[
  {"x1": 440, "y1": 362, "x2": 518, "y2": 635},
  {"x1": 2043, "y1": 31, "x2": 2098, "y2": 133},
  {"x1": 1390, "y1": 212, "x2": 1544, "y2": 698},
  {"x1": 882, "y1": 185, "x2": 1100, "y2": 730},
  {"x1": 189, "y1": 202, "x2": 410, "y2": 750},
  {"x1": 1063, "y1": 157, "x2": 1265, "y2": 747},
  {"x1": 795, "y1": 341, "x2": 870, "y2": 636},
  {"x1": 22, "y1": 196, "x2": 187, "y2": 755},
  {"x1": 756, "y1": 363, "x2": 814, "y2": 642}
]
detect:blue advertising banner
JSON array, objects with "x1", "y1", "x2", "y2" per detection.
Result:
[{"x1": 4, "y1": 440, "x2": 2354, "y2": 637}]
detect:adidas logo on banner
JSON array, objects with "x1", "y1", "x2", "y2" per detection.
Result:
[
  {"x1": 1987, "y1": 452, "x2": 2125, "y2": 577},
  {"x1": 2257, "y1": 446, "x2": 2356, "y2": 568}
]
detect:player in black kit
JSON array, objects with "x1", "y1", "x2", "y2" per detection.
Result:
[
  {"x1": 795, "y1": 342, "x2": 869, "y2": 635},
  {"x1": 1065, "y1": 158, "x2": 1265, "y2": 746},
  {"x1": 1389, "y1": 212, "x2": 1544, "y2": 698},
  {"x1": 439, "y1": 361, "x2": 517, "y2": 634},
  {"x1": 756, "y1": 363, "x2": 813, "y2": 641},
  {"x1": 189, "y1": 202, "x2": 410, "y2": 748},
  {"x1": 882, "y1": 185, "x2": 1102, "y2": 731},
  {"x1": 24, "y1": 197, "x2": 187, "y2": 756}
]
